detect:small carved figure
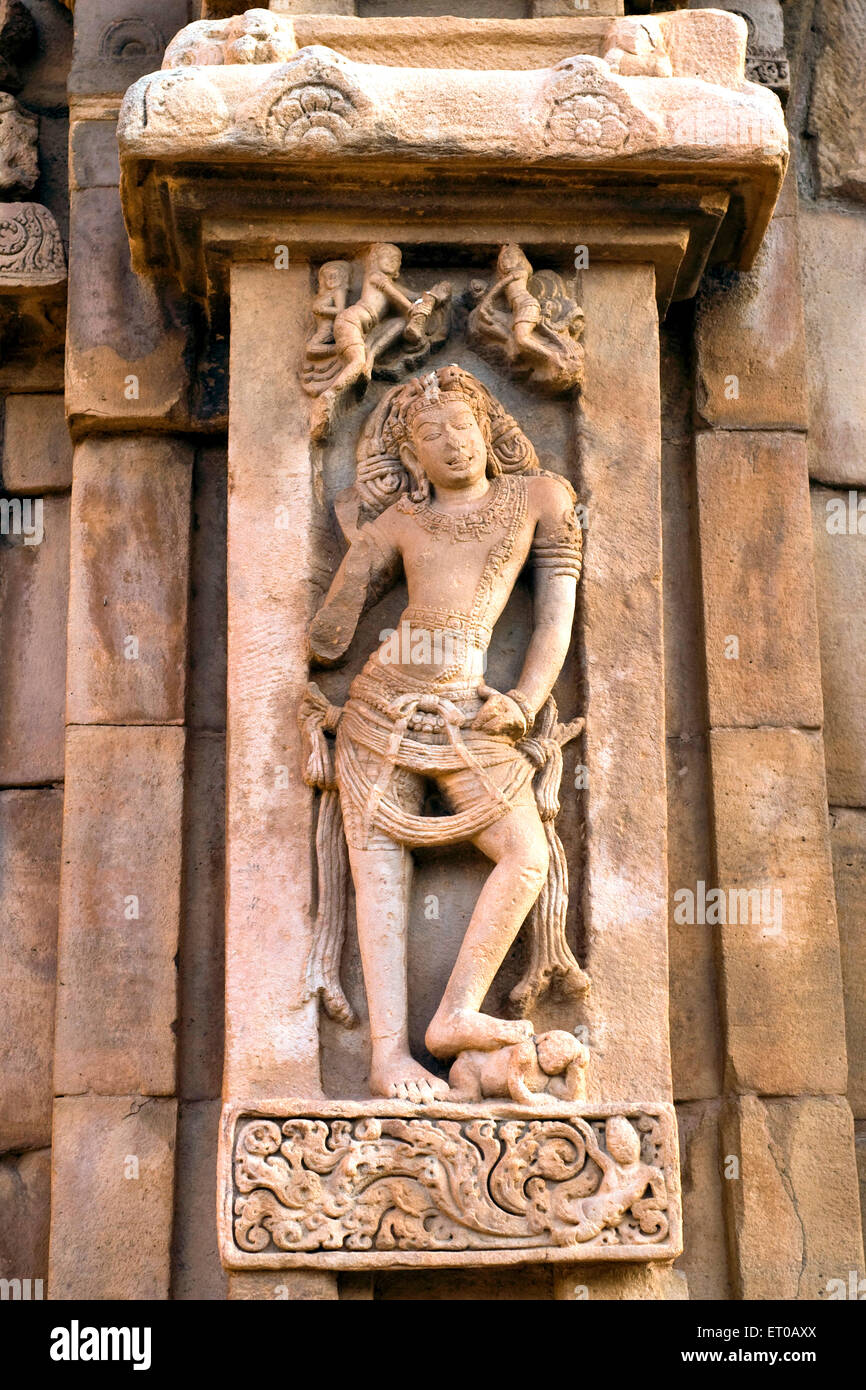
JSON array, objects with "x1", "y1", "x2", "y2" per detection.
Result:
[
  {"x1": 306, "y1": 260, "x2": 351, "y2": 356},
  {"x1": 303, "y1": 243, "x2": 451, "y2": 441},
  {"x1": 603, "y1": 18, "x2": 673, "y2": 79},
  {"x1": 448, "y1": 1029, "x2": 589, "y2": 1104},
  {"x1": 467, "y1": 244, "x2": 584, "y2": 394},
  {"x1": 565, "y1": 1116, "x2": 668, "y2": 1243}
]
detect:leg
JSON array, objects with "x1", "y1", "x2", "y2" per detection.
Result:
[
  {"x1": 426, "y1": 800, "x2": 549, "y2": 1059},
  {"x1": 347, "y1": 829, "x2": 449, "y2": 1104}
]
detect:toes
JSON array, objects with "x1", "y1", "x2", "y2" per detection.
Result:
[
  {"x1": 394, "y1": 1082, "x2": 409, "y2": 1101},
  {"x1": 416, "y1": 1081, "x2": 434, "y2": 1104},
  {"x1": 406, "y1": 1081, "x2": 422, "y2": 1104}
]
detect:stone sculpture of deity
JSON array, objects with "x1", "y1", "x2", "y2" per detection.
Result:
[{"x1": 301, "y1": 364, "x2": 585, "y2": 1102}]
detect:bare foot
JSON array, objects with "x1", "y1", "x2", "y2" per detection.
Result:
[
  {"x1": 370, "y1": 1047, "x2": 450, "y2": 1104},
  {"x1": 426, "y1": 1009, "x2": 534, "y2": 1060}
]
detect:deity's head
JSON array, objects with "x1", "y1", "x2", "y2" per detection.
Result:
[
  {"x1": 367, "y1": 242, "x2": 402, "y2": 278},
  {"x1": 497, "y1": 243, "x2": 532, "y2": 278},
  {"x1": 319, "y1": 260, "x2": 350, "y2": 291},
  {"x1": 605, "y1": 1115, "x2": 641, "y2": 1166},
  {"x1": 354, "y1": 364, "x2": 539, "y2": 515}
]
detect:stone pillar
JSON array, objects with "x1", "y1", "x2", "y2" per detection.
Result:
[
  {"x1": 578, "y1": 264, "x2": 671, "y2": 1105},
  {"x1": 224, "y1": 261, "x2": 335, "y2": 1300}
]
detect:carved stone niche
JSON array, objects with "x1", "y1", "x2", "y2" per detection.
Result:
[{"x1": 119, "y1": 8, "x2": 785, "y2": 1276}]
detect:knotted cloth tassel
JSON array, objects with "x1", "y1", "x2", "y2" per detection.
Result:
[{"x1": 509, "y1": 696, "x2": 591, "y2": 1016}]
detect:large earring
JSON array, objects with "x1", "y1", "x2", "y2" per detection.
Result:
[{"x1": 399, "y1": 443, "x2": 430, "y2": 503}]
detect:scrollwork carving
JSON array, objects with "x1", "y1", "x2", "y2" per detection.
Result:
[{"x1": 228, "y1": 1105, "x2": 678, "y2": 1260}]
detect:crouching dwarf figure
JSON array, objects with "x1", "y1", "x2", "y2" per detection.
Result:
[{"x1": 305, "y1": 364, "x2": 585, "y2": 1102}]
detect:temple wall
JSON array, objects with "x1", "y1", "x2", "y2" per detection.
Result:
[{"x1": 0, "y1": 0, "x2": 864, "y2": 1301}]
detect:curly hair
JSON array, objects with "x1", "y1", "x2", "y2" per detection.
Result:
[{"x1": 354, "y1": 364, "x2": 539, "y2": 514}]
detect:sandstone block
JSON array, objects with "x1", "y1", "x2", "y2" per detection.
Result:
[
  {"x1": 800, "y1": 210, "x2": 866, "y2": 487},
  {"x1": 69, "y1": 117, "x2": 120, "y2": 190},
  {"x1": 66, "y1": 435, "x2": 192, "y2": 726},
  {"x1": 829, "y1": 808, "x2": 866, "y2": 1117},
  {"x1": 709, "y1": 727, "x2": 848, "y2": 1096},
  {"x1": 696, "y1": 431, "x2": 822, "y2": 729},
  {"x1": 811, "y1": 486, "x2": 866, "y2": 804},
  {"x1": 54, "y1": 725, "x2": 185, "y2": 1097},
  {"x1": 179, "y1": 731, "x2": 225, "y2": 1101},
  {"x1": 0, "y1": 1148, "x2": 50, "y2": 1283},
  {"x1": 722, "y1": 1095, "x2": 865, "y2": 1300},
  {"x1": 172, "y1": 1100, "x2": 227, "y2": 1300},
  {"x1": 69, "y1": 0, "x2": 188, "y2": 96},
  {"x1": 0, "y1": 494, "x2": 69, "y2": 785},
  {"x1": 676, "y1": 1100, "x2": 731, "y2": 1301},
  {"x1": 0, "y1": 789, "x2": 62, "y2": 1152},
  {"x1": 228, "y1": 1270, "x2": 338, "y2": 1300},
  {"x1": 2, "y1": 393, "x2": 72, "y2": 492},
  {"x1": 49, "y1": 1095, "x2": 177, "y2": 1300},
  {"x1": 65, "y1": 185, "x2": 189, "y2": 426},
  {"x1": 695, "y1": 215, "x2": 808, "y2": 430},
  {"x1": 808, "y1": 0, "x2": 866, "y2": 202},
  {"x1": 554, "y1": 1264, "x2": 689, "y2": 1300}
]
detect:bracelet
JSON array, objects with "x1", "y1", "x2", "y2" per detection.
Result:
[{"x1": 506, "y1": 688, "x2": 535, "y2": 730}]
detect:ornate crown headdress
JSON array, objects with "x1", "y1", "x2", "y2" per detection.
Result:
[{"x1": 354, "y1": 364, "x2": 539, "y2": 514}]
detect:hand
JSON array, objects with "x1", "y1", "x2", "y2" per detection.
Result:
[
  {"x1": 307, "y1": 611, "x2": 347, "y2": 668},
  {"x1": 471, "y1": 684, "x2": 527, "y2": 739}
]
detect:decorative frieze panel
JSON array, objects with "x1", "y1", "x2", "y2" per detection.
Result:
[{"x1": 221, "y1": 1101, "x2": 682, "y2": 1269}]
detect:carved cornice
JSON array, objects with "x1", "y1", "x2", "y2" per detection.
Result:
[{"x1": 118, "y1": 17, "x2": 787, "y2": 317}]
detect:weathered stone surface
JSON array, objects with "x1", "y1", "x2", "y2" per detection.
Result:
[
  {"x1": 172, "y1": 1100, "x2": 227, "y2": 1301},
  {"x1": 69, "y1": 117, "x2": 120, "y2": 189},
  {"x1": 0, "y1": 494, "x2": 69, "y2": 786},
  {"x1": 808, "y1": 0, "x2": 866, "y2": 202},
  {"x1": 696, "y1": 431, "x2": 822, "y2": 729},
  {"x1": 691, "y1": 0, "x2": 788, "y2": 94},
  {"x1": 811, "y1": 487, "x2": 866, "y2": 804},
  {"x1": 578, "y1": 265, "x2": 671, "y2": 1102},
  {"x1": 856, "y1": 1122, "x2": 866, "y2": 1246},
  {"x1": 66, "y1": 436, "x2": 192, "y2": 725},
  {"x1": 0, "y1": 1, "x2": 38, "y2": 93},
  {"x1": 187, "y1": 444, "x2": 226, "y2": 732},
  {"x1": 2, "y1": 393, "x2": 72, "y2": 492},
  {"x1": 54, "y1": 726, "x2": 185, "y2": 1097},
  {"x1": 694, "y1": 216, "x2": 808, "y2": 430},
  {"x1": 829, "y1": 808, "x2": 866, "y2": 1117},
  {"x1": 49, "y1": 1095, "x2": 177, "y2": 1300},
  {"x1": 228, "y1": 1270, "x2": 338, "y2": 1300},
  {"x1": 69, "y1": 0, "x2": 188, "y2": 96},
  {"x1": 800, "y1": 210, "x2": 866, "y2": 487},
  {"x1": 0, "y1": 92, "x2": 37, "y2": 194},
  {"x1": 667, "y1": 737, "x2": 721, "y2": 1102},
  {"x1": 179, "y1": 731, "x2": 225, "y2": 1101},
  {"x1": 0, "y1": 1148, "x2": 50, "y2": 1282},
  {"x1": 676, "y1": 1100, "x2": 731, "y2": 1301},
  {"x1": 554, "y1": 1263, "x2": 689, "y2": 1300},
  {"x1": 710, "y1": 727, "x2": 848, "y2": 1096},
  {"x1": 0, "y1": 789, "x2": 61, "y2": 1153},
  {"x1": 66, "y1": 185, "x2": 189, "y2": 426},
  {"x1": 722, "y1": 1095, "x2": 865, "y2": 1300},
  {"x1": 224, "y1": 265, "x2": 321, "y2": 1098}
]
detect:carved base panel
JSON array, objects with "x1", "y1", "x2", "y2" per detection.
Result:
[{"x1": 219, "y1": 1100, "x2": 682, "y2": 1270}]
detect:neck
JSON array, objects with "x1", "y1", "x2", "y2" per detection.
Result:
[{"x1": 430, "y1": 476, "x2": 492, "y2": 509}]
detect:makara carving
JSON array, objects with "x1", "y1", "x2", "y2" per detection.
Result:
[
  {"x1": 301, "y1": 344, "x2": 589, "y2": 1106},
  {"x1": 228, "y1": 1106, "x2": 679, "y2": 1261}
]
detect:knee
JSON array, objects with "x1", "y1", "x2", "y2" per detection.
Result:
[{"x1": 514, "y1": 837, "x2": 549, "y2": 895}]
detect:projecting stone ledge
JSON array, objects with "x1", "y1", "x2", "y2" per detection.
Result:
[
  {"x1": 220, "y1": 1099, "x2": 682, "y2": 1270},
  {"x1": 118, "y1": 32, "x2": 787, "y2": 310}
]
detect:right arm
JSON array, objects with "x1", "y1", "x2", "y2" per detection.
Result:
[{"x1": 308, "y1": 517, "x2": 401, "y2": 666}]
